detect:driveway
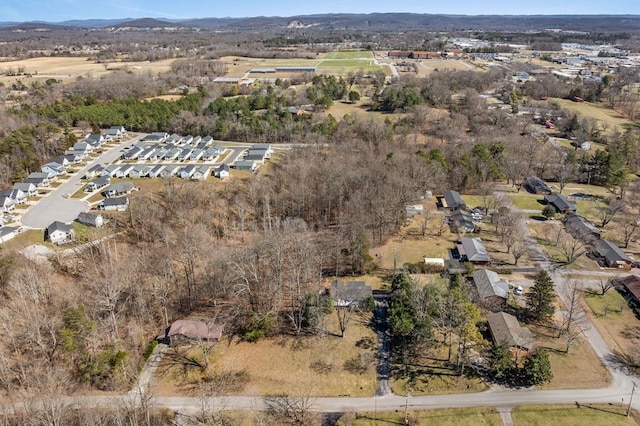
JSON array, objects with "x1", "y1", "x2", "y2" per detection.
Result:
[{"x1": 20, "y1": 135, "x2": 144, "y2": 229}]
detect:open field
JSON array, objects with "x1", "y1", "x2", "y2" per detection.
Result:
[
  {"x1": 511, "y1": 404, "x2": 638, "y2": 425},
  {"x1": 548, "y1": 98, "x2": 639, "y2": 135},
  {"x1": 319, "y1": 59, "x2": 374, "y2": 67},
  {"x1": 414, "y1": 59, "x2": 476, "y2": 77},
  {"x1": 0, "y1": 57, "x2": 176, "y2": 85},
  {"x1": 554, "y1": 137, "x2": 607, "y2": 153},
  {"x1": 153, "y1": 312, "x2": 378, "y2": 397},
  {"x1": 337, "y1": 407, "x2": 502, "y2": 426},
  {"x1": 323, "y1": 51, "x2": 374, "y2": 59}
]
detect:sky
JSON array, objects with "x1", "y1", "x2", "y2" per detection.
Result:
[{"x1": 1, "y1": 0, "x2": 639, "y2": 22}]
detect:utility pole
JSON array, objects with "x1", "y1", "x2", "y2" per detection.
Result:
[
  {"x1": 628, "y1": 382, "x2": 637, "y2": 417},
  {"x1": 404, "y1": 390, "x2": 410, "y2": 425}
]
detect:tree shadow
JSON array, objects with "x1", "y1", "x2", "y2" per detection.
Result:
[{"x1": 577, "y1": 402, "x2": 628, "y2": 417}]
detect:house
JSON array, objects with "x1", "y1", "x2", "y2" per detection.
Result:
[
  {"x1": 613, "y1": 275, "x2": 640, "y2": 304},
  {"x1": 591, "y1": 239, "x2": 633, "y2": 269},
  {"x1": 190, "y1": 149, "x2": 205, "y2": 161},
  {"x1": 85, "y1": 164, "x2": 105, "y2": 180},
  {"x1": 232, "y1": 160, "x2": 258, "y2": 172},
  {"x1": 330, "y1": 280, "x2": 373, "y2": 307},
  {"x1": 122, "y1": 145, "x2": 143, "y2": 160},
  {"x1": 178, "y1": 148, "x2": 193, "y2": 162},
  {"x1": 105, "y1": 126, "x2": 125, "y2": 140},
  {"x1": 72, "y1": 142, "x2": 94, "y2": 157},
  {"x1": 139, "y1": 147, "x2": 157, "y2": 161},
  {"x1": 49, "y1": 156, "x2": 71, "y2": 169},
  {"x1": 99, "y1": 197, "x2": 129, "y2": 212},
  {"x1": 192, "y1": 136, "x2": 202, "y2": 145},
  {"x1": 102, "y1": 182, "x2": 135, "y2": 198},
  {"x1": 0, "y1": 226, "x2": 18, "y2": 244},
  {"x1": 450, "y1": 210, "x2": 477, "y2": 233},
  {"x1": 179, "y1": 164, "x2": 197, "y2": 179},
  {"x1": 562, "y1": 214, "x2": 601, "y2": 242},
  {"x1": 166, "y1": 134, "x2": 182, "y2": 145},
  {"x1": 64, "y1": 153, "x2": 83, "y2": 164},
  {"x1": 244, "y1": 149, "x2": 269, "y2": 163},
  {"x1": 115, "y1": 165, "x2": 134, "y2": 178},
  {"x1": 23, "y1": 177, "x2": 50, "y2": 188},
  {"x1": 191, "y1": 165, "x2": 211, "y2": 181},
  {"x1": 77, "y1": 212, "x2": 104, "y2": 227},
  {"x1": 13, "y1": 182, "x2": 37, "y2": 197},
  {"x1": 85, "y1": 176, "x2": 110, "y2": 192},
  {"x1": 456, "y1": 237, "x2": 491, "y2": 264},
  {"x1": 215, "y1": 164, "x2": 230, "y2": 179},
  {"x1": 101, "y1": 164, "x2": 121, "y2": 178},
  {"x1": 473, "y1": 269, "x2": 509, "y2": 312},
  {"x1": 142, "y1": 132, "x2": 169, "y2": 143},
  {"x1": 148, "y1": 164, "x2": 166, "y2": 178},
  {"x1": 161, "y1": 147, "x2": 180, "y2": 161},
  {"x1": 286, "y1": 106, "x2": 307, "y2": 116},
  {"x1": 45, "y1": 221, "x2": 75, "y2": 245},
  {"x1": 202, "y1": 148, "x2": 217, "y2": 161},
  {"x1": 41, "y1": 162, "x2": 65, "y2": 177},
  {"x1": 251, "y1": 143, "x2": 273, "y2": 155},
  {"x1": 158, "y1": 320, "x2": 224, "y2": 344},
  {"x1": 182, "y1": 135, "x2": 194, "y2": 145},
  {"x1": 486, "y1": 312, "x2": 533, "y2": 351},
  {"x1": 440, "y1": 190, "x2": 466, "y2": 210},
  {"x1": 29, "y1": 171, "x2": 55, "y2": 182},
  {"x1": 129, "y1": 165, "x2": 152, "y2": 179},
  {"x1": 0, "y1": 195, "x2": 15, "y2": 213},
  {"x1": 202, "y1": 135, "x2": 214, "y2": 146},
  {"x1": 109, "y1": 125, "x2": 126, "y2": 135},
  {"x1": 160, "y1": 164, "x2": 182, "y2": 178},
  {"x1": 544, "y1": 194, "x2": 576, "y2": 214},
  {"x1": 524, "y1": 176, "x2": 552, "y2": 195},
  {"x1": 212, "y1": 144, "x2": 226, "y2": 155},
  {"x1": 1, "y1": 189, "x2": 27, "y2": 205},
  {"x1": 84, "y1": 133, "x2": 106, "y2": 147}
]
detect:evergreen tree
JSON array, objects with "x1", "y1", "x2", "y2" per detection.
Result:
[
  {"x1": 523, "y1": 349, "x2": 553, "y2": 385},
  {"x1": 490, "y1": 342, "x2": 514, "y2": 381},
  {"x1": 526, "y1": 270, "x2": 556, "y2": 323}
]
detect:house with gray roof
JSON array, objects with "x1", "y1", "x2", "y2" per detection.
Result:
[
  {"x1": 23, "y1": 177, "x2": 49, "y2": 188},
  {"x1": 487, "y1": 311, "x2": 533, "y2": 351},
  {"x1": 330, "y1": 280, "x2": 373, "y2": 307},
  {"x1": 232, "y1": 160, "x2": 258, "y2": 172},
  {"x1": 102, "y1": 182, "x2": 135, "y2": 198},
  {"x1": 562, "y1": 214, "x2": 601, "y2": 243},
  {"x1": 85, "y1": 164, "x2": 105, "y2": 180},
  {"x1": 160, "y1": 164, "x2": 182, "y2": 178},
  {"x1": 473, "y1": 269, "x2": 509, "y2": 311},
  {"x1": 142, "y1": 132, "x2": 168, "y2": 143},
  {"x1": 1, "y1": 189, "x2": 26, "y2": 205},
  {"x1": 0, "y1": 195, "x2": 15, "y2": 213},
  {"x1": 179, "y1": 164, "x2": 197, "y2": 179},
  {"x1": 99, "y1": 197, "x2": 129, "y2": 212},
  {"x1": 456, "y1": 237, "x2": 491, "y2": 264},
  {"x1": 158, "y1": 320, "x2": 223, "y2": 344},
  {"x1": 77, "y1": 212, "x2": 104, "y2": 227},
  {"x1": 148, "y1": 164, "x2": 166, "y2": 178},
  {"x1": 215, "y1": 164, "x2": 230, "y2": 179},
  {"x1": 115, "y1": 165, "x2": 134, "y2": 178},
  {"x1": 0, "y1": 226, "x2": 18, "y2": 244},
  {"x1": 45, "y1": 221, "x2": 75, "y2": 245},
  {"x1": 440, "y1": 190, "x2": 466, "y2": 211},
  {"x1": 191, "y1": 165, "x2": 211, "y2": 181},
  {"x1": 524, "y1": 176, "x2": 552, "y2": 195},
  {"x1": 41, "y1": 162, "x2": 65, "y2": 177},
  {"x1": 129, "y1": 165, "x2": 152, "y2": 179},
  {"x1": 544, "y1": 193, "x2": 576, "y2": 214},
  {"x1": 13, "y1": 182, "x2": 37, "y2": 196},
  {"x1": 84, "y1": 133, "x2": 105, "y2": 146},
  {"x1": 85, "y1": 176, "x2": 110, "y2": 192},
  {"x1": 450, "y1": 210, "x2": 476, "y2": 233},
  {"x1": 591, "y1": 239, "x2": 633, "y2": 269}
]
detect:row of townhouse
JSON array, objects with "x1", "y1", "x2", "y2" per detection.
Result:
[{"x1": 122, "y1": 141, "x2": 225, "y2": 162}]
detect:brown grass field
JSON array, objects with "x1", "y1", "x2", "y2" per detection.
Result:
[
  {"x1": 547, "y1": 98, "x2": 639, "y2": 135},
  {"x1": 0, "y1": 56, "x2": 176, "y2": 85},
  {"x1": 511, "y1": 404, "x2": 639, "y2": 425},
  {"x1": 152, "y1": 312, "x2": 378, "y2": 397}
]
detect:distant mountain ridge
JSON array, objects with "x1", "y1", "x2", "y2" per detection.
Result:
[{"x1": 1, "y1": 13, "x2": 639, "y2": 32}]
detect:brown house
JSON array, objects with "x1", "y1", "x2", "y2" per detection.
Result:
[
  {"x1": 614, "y1": 275, "x2": 640, "y2": 306},
  {"x1": 487, "y1": 312, "x2": 533, "y2": 351},
  {"x1": 158, "y1": 320, "x2": 223, "y2": 344}
]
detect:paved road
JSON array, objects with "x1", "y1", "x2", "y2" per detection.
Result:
[{"x1": 20, "y1": 135, "x2": 144, "y2": 229}]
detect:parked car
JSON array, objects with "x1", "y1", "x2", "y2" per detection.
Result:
[{"x1": 514, "y1": 285, "x2": 524, "y2": 295}]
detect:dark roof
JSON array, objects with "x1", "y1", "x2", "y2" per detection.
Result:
[
  {"x1": 451, "y1": 210, "x2": 476, "y2": 232},
  {"x1": 330, "y1": 280, "x2": 372, "y2": 304},
  {"x1": 487, "y1": 312, "x2": 533, "y2": 350},
  {"x1": 473, "y1": 269, "x2": 509, "y2": 299},
  {"x1": 102, "y1": 181, "x2": 134, "y2": 195},
  {"x1": 615, "y1": 276, "x2": 640, "y2": 301},
  {"x1": 544, "y1": 193, "x2": 576, "y2": 212},
  {"x1": 458, "y1": 237, "x2": 491, "y2": 263},
  {"x1": 562, "y1": 214, "x2": 601, "y2": 240},
  {"x1": 100, "y1": 197, "x2": 129, "y2": 207},
  {"x1": 593, "y1": 239, "x2": 632, "y2": 263},
  {"x1": 443, "y1": 190, "x2": 466, "y2": 209},
  {"x1": 525, "y1": 176, "x2": 552, "y2": 194}
]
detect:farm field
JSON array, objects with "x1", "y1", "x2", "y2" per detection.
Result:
[
  {"x1": 511, "y1": 404, "x2": 638, "y2": 425},
  {"x1": 323, "y1": 51, "x2": 374, "y2": 59},
  {"x1": 0, "y1": 56, "x2": 176, "y2": 85}
]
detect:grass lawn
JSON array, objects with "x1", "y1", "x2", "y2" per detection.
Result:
[
  {"x1": 583, "y1": 290, "x2": 638, "y2": 356},
  {"x1": 508, "y1": 194, "x2": 545, "y2": 211},
  {"x1": 390, "y1": 338, "x2": 488, "y2": 396},
  {"x1": 153, "y1": 312, "x2": 378, "y2": 397},
  {"x1": 1, "y1": 229, "x2": 46, "y2": 251},
  {"x1": 512, "y1": 404, "x2": 639, "y2": 426},
  {"x1": 555, "y1": 137, "x2": 607, "y2": 153},
  {"x1": 324, "y1": 51, "x2": 374, "y2": 59},
  {"x1": 337, "y1": 407, "x2": 502, "y2": 426},
  {"x1": 319, "y1": 59, "x2": 374, "y2": 67},
  {"x1": 549, "y1": 98, "x2": 640, "y2": 135}
]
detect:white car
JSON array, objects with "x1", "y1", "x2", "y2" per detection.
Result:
[{"x1": 514, "y1": 286, "x2": 524, "y2": 295}]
